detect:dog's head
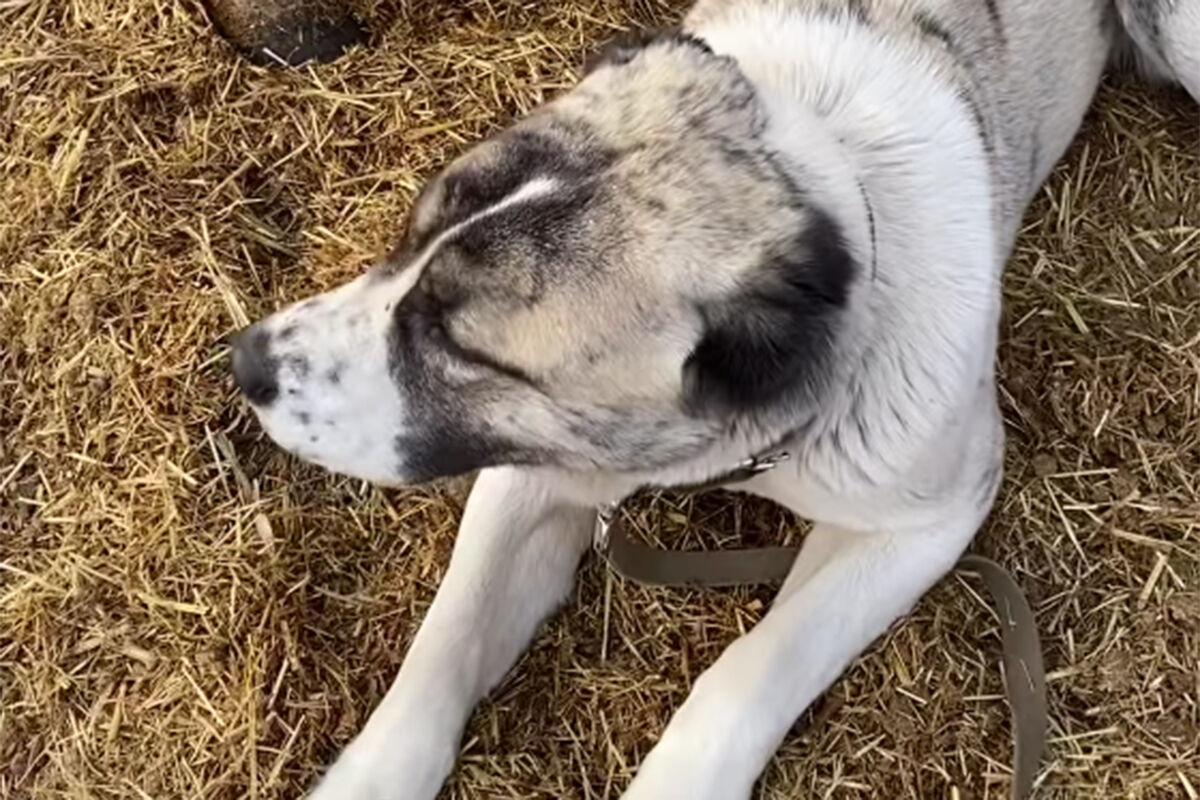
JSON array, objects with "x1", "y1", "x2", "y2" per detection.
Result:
[{"x1": 232, "y1": 31, "x2": 858, "y2": 485}]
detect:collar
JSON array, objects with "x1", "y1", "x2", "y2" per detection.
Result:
[{"x1": 593, "y1": 448, "x2": 790, "y2": 555}]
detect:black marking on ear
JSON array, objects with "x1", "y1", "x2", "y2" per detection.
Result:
[
  {"x1": 683, "y1": 208, "x2": 855, "y2": 417},
  {"x1": 582, "y1": 27, "x2": 713, "y2": 76}
]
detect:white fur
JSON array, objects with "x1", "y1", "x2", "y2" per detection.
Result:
[
  {"x1": 704, "y1": 9, "x2": 999, "y2": 495},
  {"x1": 308, "y1": 10, "x2": 1009, "y2": 800},
  {"x1": 1162, "y1": 1, "x2": 1200, "y2": 97}
]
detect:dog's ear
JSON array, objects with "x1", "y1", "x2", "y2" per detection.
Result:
[
  {"x1": 582, "y1": 27, "x2": 712, "y2": 75},
  {"x1": 682, "y1": 210, "x2": 857, "y2": 417}
]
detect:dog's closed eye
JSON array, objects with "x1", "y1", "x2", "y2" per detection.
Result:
[{"x1": 395, "y1": 283, "x2": 536, "y2": 386}]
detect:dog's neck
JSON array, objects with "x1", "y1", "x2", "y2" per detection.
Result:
[
  {"x1": 694, "y1": 7, "x2": 995, "y2": 291},
  {"x1": 689, "y1": 7, "x2": 1003, "y2": 491}
]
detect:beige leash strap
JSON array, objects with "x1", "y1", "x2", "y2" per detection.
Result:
[
  {"x1": 957, "y1": 554, "x2": 1047, "y2": 800},
  {"x1": 595, "y1": 510, "x2": 1046, "y2": 798}
]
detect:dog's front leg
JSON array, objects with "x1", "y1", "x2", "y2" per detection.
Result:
[
  {"x1": 621, "y1": 509, "x2": 984, "y2": 800},
  {"x1": 309, "y1": 467, "x2": 593, "y2": 800}
]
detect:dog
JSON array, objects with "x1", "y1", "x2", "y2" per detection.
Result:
[{"x1": 230, "y1": 1, "x2": 1199, "y2": 797}]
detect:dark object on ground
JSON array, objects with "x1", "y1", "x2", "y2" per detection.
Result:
[{"x1": 203, "y1": 0, "x2": 366, "y2": 65}]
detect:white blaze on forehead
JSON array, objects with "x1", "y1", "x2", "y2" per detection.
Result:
[{"x1": 402, "y1": 175, "x2": 561, "y2": 278}]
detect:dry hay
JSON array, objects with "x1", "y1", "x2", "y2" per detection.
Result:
[{"x1": 1, "y1": 0, "x2": 1198, "y2": 797}]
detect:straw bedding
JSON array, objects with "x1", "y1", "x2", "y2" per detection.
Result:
[{"x1": 1, "y1": 0, "x2": 1197, "y2": 797}]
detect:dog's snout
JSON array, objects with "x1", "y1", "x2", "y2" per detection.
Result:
[{"x1": 231, "y1": 325, "x2": 279, "y2": 406}]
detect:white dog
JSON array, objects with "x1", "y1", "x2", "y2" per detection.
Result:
[{"x1": 230, "y1": 1, "x2": 1200, "y2": 797}]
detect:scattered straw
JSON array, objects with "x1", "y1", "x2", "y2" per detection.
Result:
[{"x1": 1, "y1": 0, "x2": 1197, "y2": 798}]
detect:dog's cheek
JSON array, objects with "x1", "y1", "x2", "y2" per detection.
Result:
[{"x1": 681, "y1": 208, "x2": 857, "y2": 417}]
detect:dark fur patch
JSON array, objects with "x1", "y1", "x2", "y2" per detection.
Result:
[
  {"x1": 386, "y1": 310, "x2": 513, "y2": 481},
  {"x1": 845, "y1": 0, "x2": 870, "y2": 25},
  {"x1": 582, "y1": 27, "x2": 713, "y2": 76},
  {"x1": 448, "y1": 176, "x2": 600, "y2": 279},
  {"x1": 856, "y1": 179, "x2": 877, "y2": 281},
  {"x1": 982, "y1": 0, "x2": 1005, "y2": 41},
  {"x1": 913, "y1": 10, "x2": 955, "y2": 50},
  {"x1": 394, "y1": 278, "x2": 538, "y2": 385},
  {"x1": 682, "y1": 209, "x2": 856, "y2": 417},
  {"x1": 392, "y1": 128, "x2": 612, "y2": 263},
  {"x1": 958, "y1": 89, "x2": 993, "y2": 155},
  {"x1": 400, "y1": 284, "x2": 537, "y2": 388},
  {"x1": 394, "y1": 426, "x2": 509, "y2": 482}
]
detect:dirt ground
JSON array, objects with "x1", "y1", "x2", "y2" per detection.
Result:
[{"x1": 1, "y1": 0, "x2": 1198, "y2": 798}]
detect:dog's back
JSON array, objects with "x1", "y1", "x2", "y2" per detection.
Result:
[
  {"x1": 688, "y1": 0, "x2": 1117, "y2": 241},
  {"x1": 688, "y1": 0, "x2": 1198, "y2": 244}
]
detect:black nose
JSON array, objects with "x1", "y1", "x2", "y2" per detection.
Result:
[{"x1": 231, "y1": 325, "x2": 279, "y2": 405}]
